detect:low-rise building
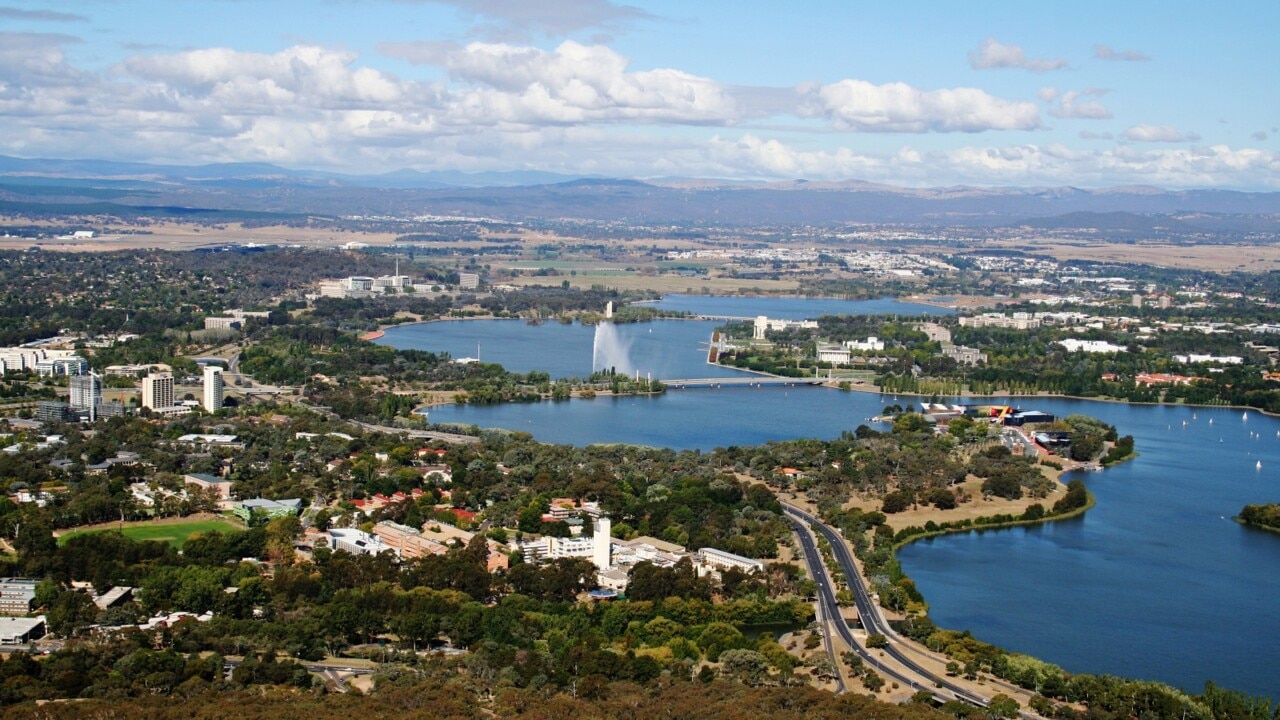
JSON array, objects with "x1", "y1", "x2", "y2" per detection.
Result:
[
  {"x1": 328, "y1": 528, "x2": 393, "y2": 556},
  {"x1": 816, "y1": 345, "x2": 851, "y2": 365},
  {"x1": 941, "y1": 343, "x2": 987, "y2": 365},
  {"x1": 233, "y1": 498, "x2": 302, "y2": 522},
  {"x1": 183, "y1": 473, "x2": 233, "y2": 501},
  {"x1": 0, "y1": 616, "x2": 45, "y2": 644},
  {"x1": 959, "y1": 312, "x2": 1041, "y2": 330},
  {"x1": 696, "y1": 547, "x2": 766, "y2": 574},
  {"x1": 0, "y1": 578, "x2": 38, "y2": 616},
  {"x1": 1057, "y1": 339, "x2": 1127, "y2": 354},
  {"x1": 845, "y1": 336, "x2": 885, "y2": 352}
]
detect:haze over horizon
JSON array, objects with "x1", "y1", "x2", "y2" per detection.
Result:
[{"x1": 2, "y1": 0, "x2": 1277, "y2": 189}]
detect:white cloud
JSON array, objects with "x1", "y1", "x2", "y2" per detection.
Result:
[
  {"x1": 1045, "y1": 88, "x2": 1113, "y2": 119},
  {"x1": 1124, "y1": 124, "x2": 1200, "y2": 142},
  {"x1": 2, "y1": 33, "x2": 1276, "y2": 188},
  {"x1": 801, "y1": 79, "x2": 1041, "y2": 133},
  {"x1": 969, "y1": 38, "x2": 1067, "y2": 73},
  {"x1": 1095, "y1": 44, "x2": 1150, "y2": 62},
  {"x1": 424, "y1": 40, "x2": 738, "y2": 124},
  {"x1": 704, "y1": 135, "x2": 1280, "y2": 188},
  {"x1": 122, "y1": 46, "x2": 406, "y2": 110}
]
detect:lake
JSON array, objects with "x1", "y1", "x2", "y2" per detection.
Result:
[{"x1": 378, "y1": 295, "x2": 1280, "y2": 697}]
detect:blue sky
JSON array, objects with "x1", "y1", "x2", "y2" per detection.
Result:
[{"x1": 1, "y1": 0, "x2": 1276, "y2": 187}]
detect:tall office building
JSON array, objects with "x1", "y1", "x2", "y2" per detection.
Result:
[
  {"x1": 202, "y1": 365, "x2": 224, "y2": 413},
  {"x1": 140, "y1": 372, "x2": 175, "y2": 410},
  {"x1": 69, "y1": 372, "x2": 102, "y2": 421}
]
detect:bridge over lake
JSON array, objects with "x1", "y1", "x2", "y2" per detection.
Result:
[{"x1": 664, "y1": 376, "x2": 827, "y2": 388}]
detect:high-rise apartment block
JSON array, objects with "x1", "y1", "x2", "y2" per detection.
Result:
[
  {"x1": 69, "y1": 372, "x2": 102, "y2": 420},
  {"x1": 141, "y1": 372, "x2": 175, "y2": 410},
  {"x1": 202, "y1": 366, "x2": 224, "y2": 413}
]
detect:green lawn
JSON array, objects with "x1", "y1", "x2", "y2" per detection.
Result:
[{"x1": 58, "y1": 518, "x2": 241, "y2": 548}]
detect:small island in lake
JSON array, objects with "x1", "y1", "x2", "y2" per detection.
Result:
[{"x1": 1237, "y1": 503, "x2": 1280, "y2": 533}]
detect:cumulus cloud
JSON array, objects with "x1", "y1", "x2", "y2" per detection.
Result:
[
  {"x1": 969, "y1": 38, "x2": 1067, "y2": 73},
  {"x1": 705, "y1": 135, "x2": 1280, "y2": 188},
  {"x1": 0, "y1": 32, "x2": 86, "y2": 87},
  {"x1": 403, "y1": 0, "x2": 653, "y2": 38},
  {"x1": 3, "y1": 32, "x2": 1277, "y2": 188},
  {"x1": 434, "y1": 40, "x2": 738, "y2": 124},
  {"x1": 1095, "y1": 44, "x2": 1150, "y2": 61},
  {"x1": 0, "y1": 6, "x2": 85, "y2": 22},
  {"x1": 122, "y1": 46, "x2": 408, "y2": 113},
  {"x1": 800, "y1": 79, "x2": 1041, "y2": 133},
  {"x1": 1124, "y1": 124, "x2": 1200, "y2": 142},
  {"x1": 1044, "y1": 88, "x2": 1113, "y2": 119}
]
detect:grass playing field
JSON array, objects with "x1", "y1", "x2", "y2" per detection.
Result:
[{"x1": 57, "y1": 517, "x2": 242, "y2": 548}]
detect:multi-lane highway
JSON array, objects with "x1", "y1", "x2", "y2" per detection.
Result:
[{"x1": 783, "y1": 502, "x2": 990, "y2": 707}]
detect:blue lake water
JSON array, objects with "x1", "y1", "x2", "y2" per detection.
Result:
[
  {"x1": 380, "y1": 318, "x2": 747, "y2": 379},
  {"x1": 381, "y1": 296, "x2": 1279, "y2": 697}
]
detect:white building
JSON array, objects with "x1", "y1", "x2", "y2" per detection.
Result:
[
  {"x1": 817, "y1": 345, "x2": 851, "y2": 365},
  {"x1": 202, "y1": 366, "x2": 224, "y2": 413},
  {"x1": 459, "y1": 272, "x2": 480, "y2": 290},
  {"x1": 958, "y1": 312, "x2": 1042, "y2": 330},
  {"x1": 521, "y1": 516, "x2": 613, "y2": 571},
  {"x1": 1057, "y1": 339, "x2": 1127, "y2": 354},
  {"x1": 753, "y1": 316, "x2": 819, "y2": 340},
  {"x1": 328, "y1": 528, "x2": 394, "y2": 556},
  {"x1": 1174, "y1": 354, "x2": 1243, "y2": 365},
  {"x1": 140, "y1": 372, "x2": 175, "y2": 410},
  {"x1": 696, "y1": 547, "x2": 766, "y2": 574},
  {"x1": 593, "y1": 517, "x2": 611, "y2": 571},
  {"x1": 0, "y1": 348, "x2": 83, "y2": 376},
  {"x1": 845, "y1": 337, "x2": 885, "y2": 352}
]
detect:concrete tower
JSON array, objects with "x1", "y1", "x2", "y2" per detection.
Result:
[
  {"x1": 202, "y1": 365, "x2": 224, "y2": 413},
  {"x1": 592, "y1": 516, "x2": 612, "y2": 571}
]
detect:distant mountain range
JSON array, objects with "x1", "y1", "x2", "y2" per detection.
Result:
[
  {"x1": 1, "y1": 154, "x2": 1278, "y2": 232},
  {"x1": 0, "y1": 155, "x2": 587, "y2": 189}
]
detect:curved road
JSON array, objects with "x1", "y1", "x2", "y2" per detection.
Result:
[
  {"x1": 783, "y1": 502, "x2": 990, "y2": 707},
  {"x1": 787, "y1": 510, "x2": 911, "y2": 695}
]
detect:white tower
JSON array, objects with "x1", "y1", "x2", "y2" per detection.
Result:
[
  {"x1": 202, "y1": 366, "x2": 224, "y2": 413},
  {"x1": 592, "y1": 516, "x2": 612, "y2": 571},
  {"x1": 605, "y1": 301, "x2": 614, "y2": 319}
]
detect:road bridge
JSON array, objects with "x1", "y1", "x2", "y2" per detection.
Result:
[
  {"x1": 665, "y1": 376, "x2": 827, "y2": 388},
  {"x1": 692, "y1": 314, "x2": 757, "y2": 322}
]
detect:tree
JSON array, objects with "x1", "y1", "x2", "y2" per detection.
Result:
[
  {"x1": 861, "y1": 671, "x2": 885, "y2": 691},
  {"x1": 719, "y1": 649, "x2": 769, "y2": 686},
  {"x1": 929, "y1": 488, "x2": 957, "y2": 510},
  {"x1": 264, "y1": 515, "x2": 301, "y2": 565},
  {"x1": 987, "y1": 694, "x2": 1021, "y2": 719},
  {"x1": 881, "y1": 490, "x2": 913, "y2": 514},
  {"x1": 865, "y1": 633, "x2": 888, "y2": 649},
  {"x1": 695, "y1": 622, "x2": 744, "y2": 661},
  {"x1": 45, "y1": 588, "x2": 98, "y2": 637},
  {"x1": 981, "y1": 474, "x2": 1022, "y2": 500}
]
